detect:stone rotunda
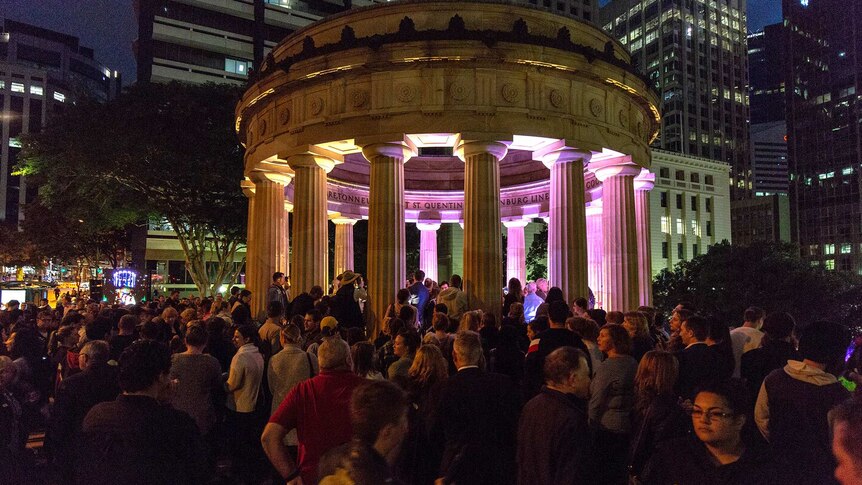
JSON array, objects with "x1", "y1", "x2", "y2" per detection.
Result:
[{"x1": 236, "y1": 0, "x2": 660, "y2": 337}]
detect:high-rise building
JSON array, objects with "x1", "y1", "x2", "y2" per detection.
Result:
[
  {"x1": 511, "y1": 0, "x2": 599, "y2": 23},
  {"x1": 748, "y1": 23, "x2": 786, "y2": 124},
  {"x1": 134, "y1": 0, "x2": 385, "y2": 85},
  {"x1": 784, "y1": 0, "x2": 862, "y2": 272},
  {"x1": 600, "y1": 0, "x2": 751, "y2": 201},
  {"x1": 750, "y1": 121, "x2": 788, "y2": 196},
  {"x1": 0, "y1": 19, "x2": 121, "y2": 224}
]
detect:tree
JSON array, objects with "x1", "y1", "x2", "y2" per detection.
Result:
[
  {"x1": 525, "y1": 223, "x2": 547, "y2": 281},
  {"x1": 653, "y1": 241, "x2": 862, "y2": 329},
  {"x1": 18, "y1": 82, "x2": 247, "y2": 296}
]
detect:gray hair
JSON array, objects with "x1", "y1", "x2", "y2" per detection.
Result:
[
  {"x1": 525, "y1": 282, "x2": 537, "y2": 294},
  {"x1": 81, "y1": 340, "x2": 111, "y2": 365},
  {"x1": 318, "y1": 337, "x2": 351, "y2": 370},
  {"x1": 453, "y1": 331, "x2": 483, "y2": 366}
]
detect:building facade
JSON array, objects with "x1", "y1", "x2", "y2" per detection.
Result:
[
  {"x1": 748, "y1": 23, "x2": 786, "y2": 125},
  {"x1": 511, "y1": 0, "x2": 599, "y2": 23},
  {"x1": 600, "y1": 0, "x2": 751, "y2": 200},
  {"x1": 783, "y1": 0, "x2": 862, "y2": 272},
  {"x1": 649, "y1": 149, "x2": 732, "y2": 274},
  {"x1": 0, "y1": 19, "x2": 120, "y2": 225}
]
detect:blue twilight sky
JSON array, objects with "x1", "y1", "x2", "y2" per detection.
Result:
[{"x1": 2, "y1": 0, "x2": 782, "y2": 84}]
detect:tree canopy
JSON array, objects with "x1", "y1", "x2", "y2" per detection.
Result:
[{"x1": 18, "y1": 81, "x2": 248, "y2": 296}]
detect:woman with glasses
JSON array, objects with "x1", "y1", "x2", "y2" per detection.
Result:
[{"x1": 641, "y1": 379, "x2": 781, "y2": 484}]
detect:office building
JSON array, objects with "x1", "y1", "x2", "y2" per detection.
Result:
[
  {"x1": 748, "y1": 23, "x2": 786, "y2": 124},
  {"x1": 512, "y1": 0, "x2": 599, "y2": 23},
  {"x1": 0, "y1": 19, "x2": 120, "y2": 225},
  {"x1": 783, "y1": 0, "x2": 862, "y2": 272}
]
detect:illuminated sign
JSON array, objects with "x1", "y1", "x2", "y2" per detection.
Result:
[{"x1": 112, "y1": 270, "x2": 138, "y2": 289}]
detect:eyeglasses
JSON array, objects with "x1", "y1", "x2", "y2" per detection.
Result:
[{"x1": 688, "y1": 408, "x2": 736, "y2": 421}]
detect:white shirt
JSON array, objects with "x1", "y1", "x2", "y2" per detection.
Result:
[{"x1": 730, "y1": 326, "x2": 764, "y2": 377}]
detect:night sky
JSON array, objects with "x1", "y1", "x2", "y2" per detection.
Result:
[{"x1": 2, "y1": 0, "x2": 782, "y2": 84}]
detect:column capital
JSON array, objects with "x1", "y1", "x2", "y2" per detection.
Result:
[
  {"x1": 455, "y1": 140, "x2": 509, "y2": 162},
  {"x1": 284, "y1": 200, "x2": 294, "y2": 212},
  {"x1": 241, "y1": 179, "x2": 256, "y2": 198},
  {"x1": 286, "y1": 153, "x2": 337, "y2": 173},
  {"x1": 331, "y1": 215, "x2": 359, "y2": 225},
  {"x1": 361, "y1": 142, "x2": 416, "y2": 163},
  {"x1": 249, "y1": 167, "x2": 293, "y2": 186},
  {"x1": 416, "y1": 222, "x2": 441, "y2": 232},
  {"x1": 589, "y1": 157, "x2": 643, "y2": 182},
  {"x1": 634, "y1": 168, "x2": 656, "y2": 191},
  {"x1": 538, "y1": 147, "x2": 592, "y2": 170},
  {"x1": 503, "y1": 219, "x2": 529, "y2": 229}
]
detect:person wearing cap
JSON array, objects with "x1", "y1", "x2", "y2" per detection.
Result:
[
  {"x1": 331, "y1": 270, "x2": 364, "y2": 330},
  {"x1": 308, "y1": 316, "x2": 340, "y2": 356}
]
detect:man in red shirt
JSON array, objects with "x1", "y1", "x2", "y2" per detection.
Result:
[{"x1": 262, "y1": 337, "x2": 365, "y2": 484}]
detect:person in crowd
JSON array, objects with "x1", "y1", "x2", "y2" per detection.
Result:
[
  {"x1": 534, "y1": 286, "x2": 563, "y2": 321},
  {"x1": 401, "y1": 344, "x2": 449, "y2": 484},
  {"x1": 666, "y1": 308, "x2": 693, "y2": 353},
  {"x1": 624, "y1": 311, "x2": 656, "y2": 362},
  {"x1": 302, "y1": 309, "x2": 324, "y2": 352},
  {"x1": 51, "y1": 325, "x2": 81, "y2": 386},
  {"x1": 225, "y1": 324, "x2": 265, "y2": 480},
  {"x1": 490, "y1": 324, "x2": 525, "y2": 387},
  {"x1": 675, "y1": 315, "x2": 723, "y2": 399},
  {"x1": 230, "y1": 289, "x2": 253, "y2": 327},
  {"x1": 409, "y1": 270, "x2": 430, "y2": 322},
  {"x1": 109, "y1": 314, "x2": 137, "y2": 362},
  {"x1": 479, "y1": 312, "x2": 499, "y2": 356},
  {"x1": 169, "y1": 325, "x2": 222, "y2": 455},
  {"x1": 258, "y1": 301, "x2": 284, "y2": 358},
  {"x1": 398, "y1": 305, "x2": 418, "y2": 330},
  {"x1": 741, "y1": 312, "x2": 800, "y2": 398},
  {"x1": 289, "y1": 285, "x2": 324, "y2": 318},
  {"x1": 8, "y1": 327, "x2": 52, "y2": 434},
  {"x1": 502, "y1": 301, "x2": 526, "y2": 327},
  {"x1": 524, "y1": 300, "x2": 590, "y2": 399},
  {"x1": 535, "y1": 278, "x2": 549, "y2": 300},
  {"x1": 352, "y1": 341, "x2": 384, "y2": 380},
  {"x1": 831, "y1": 397, "x2": 862, "y2": 485},
  {"x1": 430, "y1": 331, "x2": 522, "y2": 485},
  {"x1": 77, "y1": 340, "x2": 205, "y2": 484},
  {"x1": 0, "y1": 355, "x2": 26, "y2": 483},
  {"x1": 205, "y1": 316, "x2": 235, "y2": 373},
  {"x1": 642, "y1": 379, "x2": 779, "y2": 484},
  {"x1": 730, "y1": 307, "x2": 765, "y2": 378},
  {"x1": 572, "y1": 297, "x2": 590, "y2": 318},
  {"x1": 706, "y1": 317, "x2": 736, "y2": 381},
  {"x1": 378, "y1": 318, "x2": 406, "y2": 374},
  {"x1": 755, "y1": 320, "x2": 851, "y2": 484},
  {"x1": 268, "y1": 272, "x2": 289, "y2": 320},
  {"x1": 158, "y1": 307, "x2": 180, "y2": 343},
  {"x1": 588, "y1": 308, "x2": 608, "y2": 327},
  {"x1": 458, "y1": 310, "x2": 482, "y2": 333},
  {"x1": 606, "y1": 311, "x2": 625, "y2": 325},
  {"x1": 590, "y1": 324, "x2": 638, "y2": 485},
  {"x1": 518, "y1": 347, "x2": 592, "y2": 485},
  {"x1": 385, "y1": 289, "x2": 412, "y2": 322},
  {"x1": 307, "y1": 316, "x2": 340, "y2": 355},
  {"x1": 389, "y1": 329, "x2": 421, "y2": 385},
  {"x1": 48, "y1": 340, "x2": 119, "y2": 480},
  {"x1": 503, "y1": 278, "x2": 523, "y2": 317},
  {"x1": 629, "y1": 350, "x2": 689, "y2": 482},
  {"x1": 638, "y1": 306, "x2": 667, "y2": 346},
  {"x1": 568, "y1": 316, "x2": 604, "y2": 369},
  {"x1": 437, "y1": 274, "x2": 468, "y2": 323},
  {"x1": 262, "y1": 338, "x2": 366, "y2": 484},
  {"x1": 268, "y1": 323, "x2": 318, "y2": 456},
  {"x1": 319, "y1": 380, "x2": 411, "y2": 484},
  {"x1": 330, "y1": 271, "x2": 364, "y2": 329}
]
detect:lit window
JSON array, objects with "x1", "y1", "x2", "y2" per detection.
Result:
[
  {"x1": 842, "y1": 167, "x2": 853, "y2": 176},
  {"x1": 825, "y1": 260, "x2": 835, "y2": 270},
  {"x1": 53, "y1": 92, "x2": 66, "y2": 102},
  {"x1": 661, "y1": 216, "x2": 670, "y2": 234},
  {"x1": 9, "y1": 138, "x2": 21, "y2": 148},
  {"x1": 676, "y1": 218, "x2": 684, "y2": 235},
  {"x1": 225, "y1": 58, "x2": 250, "y2": 75},
  {"x1": 841, "y1": 244, "x2": 852, "y2": 254},
  {"x1": 824, "y1": 244, "x2": 835, "y2": 255},
  {"x1": 0, "y1": 80, "x2": 4, "y2": 89},
  {"x1": 11, "y1": 82, "x2": 24, "y2": 93},
  {"x1": 30, "y1": 85, "x2": 43, "y2": 96},
  {"x1": 691, "y1": 220, "x2": 700, "y2": 237}
]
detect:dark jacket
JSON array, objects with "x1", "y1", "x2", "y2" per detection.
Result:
[
  {"x1": 740, "y1": 339, "x2": 800, "y2": 398},
  {"x1": 48, "y1": 363, "x2": 120, "y2": 477},
  {"x1": 430, "y1": 367, "x2": 522, "y2": 485},
  {"x1": 517, "y1": 387, "x2": 592, "y2": 485},
  {"x1": 231, "y1": 302, "x2": 252, "y2": 327},
  {"x1": 524, "y1": 328, "x2": 591, "y2": 399},
  {"x1": 320, "y1": 440, "x2": 405, "y2": 485},
  {"x1": 330, "y1": 284, "x2": 363, "y2": 329},
  {"x1": 78, "y1": 394, "x2": 205, "y2": 485},
  {"x1": 629, "y1": 393, "x2": 690, "y2": 477},
  {"x1": 674, "y1": 343, "x2": 723, "y2": 399},
  {"x1": 266, "y1": 284, "x2": 288, "y2": 317},
  {"x1": 409, "y1": 282, "x2": 429, "y2": 322},
  {"x1": 290, "y1": 292, "x2": 315, "y2": 318},
  {"x1": 642, "y1": 436, "x2": 783, "y2": 485}
]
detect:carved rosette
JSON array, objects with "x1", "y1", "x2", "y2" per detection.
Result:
[
  {"x1": 589, "y1": 98, "x2": 604, "y2": 118},
  {"x1": 549, "y1": 89, "x2": 565, "y2": 108},
  {"x1": 618, "y1": 109, "x2": 629, "y2": 128},
  {"x1": 310, "y1": 96, "x2": 324, "y2": 115},
  {"x1": 350, "y1": 90, "x2": 369, "y2": 108},
  {"x1": 279, "y1": 108, "x2": 291, "y2": 125},
  {"x1": 395, "y1": 83, "x2": 416, "y2": 103},
  {"x1": 450, "y1": 81, "x2": 470, "y2": 101},
  {"x1": 501, "y1": 83, "x2": 519, "y2": 103}
]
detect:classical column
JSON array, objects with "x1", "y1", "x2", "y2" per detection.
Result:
[
  {"x1": 332, "y1": 217, "x2": 357, "y2": 279},
  {"x1": 591, "y1": 160, "x2": 642, "y2": 312},
  {"x1": 417, "y1": 222, "x2": 440, "y2": 283},
  {"x1": 635, "y1": 169, "x2": 656, "y2": 307},
  {"x1": 586, "y1": 206, "x2": 604, "y2": 308},
  {"x1": 363, "y1": 142, "x2": 412, "y2": 338},
  {"x1": 248, "y1": 170, "x2": 291, "y2": 318},
  {"x1": 503, "y1": 219, "x2": 528, "y2": 285},
  {"x1": 283, "y1": 201, "x2": 293, "y2": 280},
  {"x1": 541, "y1": 148, "x2": 591, "y2": 305},
  {"x1": 286, "y1": 154, "x2": 334, "y2": 296},
  {"x1": 458, "y1": 140, "x2": 508, "y2": 319},
  {"x1": 241, "y1": 179, "x2": 256, "y2": 293}
]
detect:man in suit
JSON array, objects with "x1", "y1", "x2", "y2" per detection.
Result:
[
  {"x1": 674, "y1": 315, "x2": 723, "y2": 399},
  {"x1": 431, "y1": 331, "x2": 522, "y2": 485}
]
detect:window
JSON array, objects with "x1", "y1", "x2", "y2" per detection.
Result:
[
  {"x1": 676, "y1": 194, "x2": 683, "y2": 209},
  {"x1": 691, "y1": 220, "x2": 700, "y2": 237},
  {"x1": 706, "y1": 221, "x2": 712, "y2": 237},
  {"x1": 678, "y1": 243, "x2": 684, "y2": 259},
  {"x1": 659, "y1": 167, "x2": 670, "y2": 178},
  {"x1": 662, "y1": 242, "x2": 669, "y2": 259},
  {"x1": 0, "y1": 80, "x2": 4, "y2": 89},
  {"x1": 841, "y1": 244, "x2": 852, "y2": 254},
  {"x1": 705, "y1": 175, "x2": 714, "y2": 185},
  {"x1": 53, "y1": 91, "x2": 65, "y2": 102},
  {"x1": 825, "y1": 260, "x2": 835, "y2": 270},
  {"x1": 660, "y1": 192, "x2": 668, "y2": 207},
  {"x1": 675, "y1": 170, "x2": 685, "y2": 181},
  {"x1": 29, "y1": 85, "x2": 43, "y2": 96},
  {"x1": 676, "y1": 218, "x2": 684, "y2": 235},
  {"x1": 824, "y1": 244, "x2": 836, "y2": 255},
  {"x1": 705, "y1": 198, "x2": 712, "y2": 213},
  {"x1": 690, "y1": 172, "x2": 700, "y2": 183},
  {"x1": 224, "y1": 58, "x2": 250, "y2": 75},
  {"x1": 11, "y1": 82, "x2": 24, "y2": 93},
  {"x1": 661, "y1": 216, "x2": 670, "y2": 234},
  {"x1": 691, "y1": 196, "x2": 697, "y2": 211},
  {"x1": 693, "y1": 244, "x2": 699, "y2": 256}
]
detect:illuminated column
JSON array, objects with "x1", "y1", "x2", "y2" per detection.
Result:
[
  {"x1": 241, "y1": 179, "x2": 256, "y2": 295},
  {"x1": 586, "y1": 205, "x2": 604, "y2": 308},
  {"x1": 287, "y1": 154, "x2": 334, "y2": 295},
  {"x1": 332, "y1": 217, "x2": 357, "y2": 279},
  {"x1": 417, "y1": 222, "x2": 440, "y2": 283},
  {"x1": 635, "y1": 169, "x2": 656, "y2": 307},
  {"x1": 363, "y1": 142, "x2": 412, "y2": 338},
  {"x1": 503, "y1": 219, "x2": 528, "y2": 285},
  {"x1": 283, "y1": 200, "x2": 292, "y2": 280},
  {"x1": 248, "y1": 170, "x2": 291, "y2": 318},
  {"x1": 458, "y1": 140, "x2": 508, "y2": 319},
  {"x1": 591, "y1": 159, "x2": 641, "y2": 312},
  {"x1": 541, "y1": 148, "x2": 591, "y2": 305}
]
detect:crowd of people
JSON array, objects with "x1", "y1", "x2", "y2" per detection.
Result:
[{"x1": 1, "y1": 269, "x2": 861, "y2": 485}]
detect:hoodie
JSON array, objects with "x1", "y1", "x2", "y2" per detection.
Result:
[{"x1": 437, "y1": 287, "x2": 468, "y2": 323}]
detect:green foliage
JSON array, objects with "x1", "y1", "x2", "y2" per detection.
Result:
[
  {"x1": 526, "y1": 223, "x2": 547, "y2": 282},
  {"x1": 653, "y1": 241, "x2": 862, "y2": 328},
  {"x1": 18, "y1": 82, "x2": 248, "y2": 295}
]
